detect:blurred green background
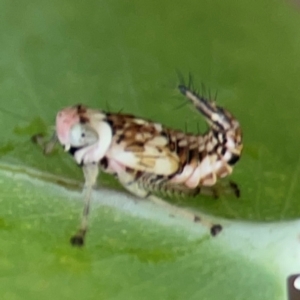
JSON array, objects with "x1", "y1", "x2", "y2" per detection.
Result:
[{"x1": 0, "y1": 0, "x2": 299, "y2": 299}]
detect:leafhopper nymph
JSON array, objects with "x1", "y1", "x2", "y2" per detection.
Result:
[{"x1": 34, "y1": 82, "x2": 243, "y2": 246}]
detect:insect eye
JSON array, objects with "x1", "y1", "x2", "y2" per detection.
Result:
[{"x1": 69, "y1": 124, "x2": 98, "y2": 147}]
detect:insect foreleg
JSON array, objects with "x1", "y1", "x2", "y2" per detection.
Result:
[
  {"x1": 70, "y1": 163, "x2": 99, "y2": 246},
  {"x1": 32, "y1": 132, "x2": 58, "y2": 155}
]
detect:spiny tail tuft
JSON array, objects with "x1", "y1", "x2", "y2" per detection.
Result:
[
  {"x1": 178, "y1": 84, "x2": 188, "y2": 96},
  {"x1": 178, "y1": 82, "x2": 238, "y2": 132}
]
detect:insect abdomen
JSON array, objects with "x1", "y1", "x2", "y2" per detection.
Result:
[{"x1": 168, "y1": 84, "x2": 243, "y2": 189}]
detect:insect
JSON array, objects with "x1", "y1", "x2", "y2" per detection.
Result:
[{"x1": 33, "y1": 80, "x2": 243, "y2": 246}]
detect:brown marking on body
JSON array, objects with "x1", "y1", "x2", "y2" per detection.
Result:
[
  {"x1": 125, "y1": 143, "x2": 145, "y2": 153},
  {"x1": 75, "y1": 104, "x2": 90, "y2": 123}
]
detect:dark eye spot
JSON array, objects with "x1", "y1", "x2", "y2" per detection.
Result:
[{"x1": 81, "y1": 133, "x2": 85, "y2": 138}]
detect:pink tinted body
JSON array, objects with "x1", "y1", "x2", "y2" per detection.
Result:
[{"x1": 56, "y1": 107, "x2": 80, "y2": 146}]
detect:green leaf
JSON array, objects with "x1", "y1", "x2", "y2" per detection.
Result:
[
  {"x1": 0, "y1": 168, "x2": 283, "y2": 299},
  {"x1": 0, "y1": 0, "x2": 299, "y2": 298}
]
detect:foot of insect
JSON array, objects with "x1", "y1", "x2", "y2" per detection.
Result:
[
  {"x1": 70, "y1": 229, "x2": 87, "y2": 246},
  {"x1": 69, "y1": 163, "x2": 98, "y2": 247},
  {"x1": 229, "y1": 181, "x2": 240, "y2": 198}
]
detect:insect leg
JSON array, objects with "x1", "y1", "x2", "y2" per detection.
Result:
[
  {"x1": 70, "y1": 163, "x2": 99, "y2": 246},
  {"x1": 31, "y1": 132, "x2": 58, "y2": 155},
  {"x1": 200, "y1": 180, "x2": 241, "y2": 199},
  {"x1": 117, "y1": 172, "x2": 222, "y2": 236},
  {"x1": 148, "y1": 195, "x2": 222, "y2": 236},
  {"x1": 229, "y1": 181, "x2": 240, "y2": 198},
  {"x1": 117, "y1": 171, "x2": 151, "y2": 199}
]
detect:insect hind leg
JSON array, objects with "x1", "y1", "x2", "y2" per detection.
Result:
[
  {"x1": 200, "y1": 180, "x2": 241, "y2": 199},
  {"x1": 117, "y1": 171, "x2": 222, "y2": 237},
  {"x1": 148, "y1": 195, "x2": 222, "y2": 236}
]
